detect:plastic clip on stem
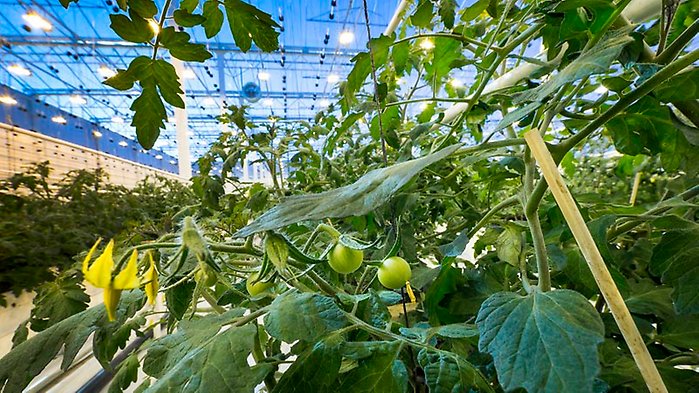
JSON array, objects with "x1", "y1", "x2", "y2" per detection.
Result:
[{"x1": 524, "y1": 130, "x2": 668, "y2": 393}]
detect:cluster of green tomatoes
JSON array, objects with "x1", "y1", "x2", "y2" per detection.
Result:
[{"x1": 245, "y1": 240, "x2": 412, "y2": 296}]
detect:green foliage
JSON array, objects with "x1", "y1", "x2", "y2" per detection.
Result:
[
  {"x1": 0, "y1": 163, "x2": 194, "y2": 297},
  {"x1": 477, "y1": 290, "x2": 605, "y2": 393},
  {"x1": 14, "y1": 1, "x2": 699, "y2": 392},
  {"x1": 0, "y1": 291, "x2": 144, "y2": 393}
]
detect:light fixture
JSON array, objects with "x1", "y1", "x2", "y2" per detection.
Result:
[
  {"x1": 419, "y1": 39, "x2": 435, "y2": 50},
  {"x1": 262, "y1": 98, "x2": 274, "y2": 107},
  {"x1": 449, "y1": 78, "x2": 463, "y2": 88},
  {"x1": 338, "y1": 30, "x2": 355, "y2": 45},
  {"x1": 419, "y1": 102, "x2": 429, "y2": 111},
  {"x1": 111, "y1": 116, "x2": 124, "y2": 124},
  {"x1": 319, "y1": 99, "x2": 330, "y2": 107},
  {"x1": 69, "y1": 95, "x2": 87, "y2": 105},
  {"x1": 51, "y1": 115, "x2": 67, "y2": 124},
  {"x1": 181, "y1": 68, "x2": 196, "y2": 79},
  {"x1": 269, "y1": 116, "x2": 278, "y2": 123},
  {"x1": 155, "y1": 154, "x2": 163, "y2": 160},
  {"x1": 98, "y1": 65, "x2": 116, "y2": 78},
  {"x1": 168, "y1": 116, "x2": 176, "y2": 123},
  {"x1": 258, "y1": 71, "x2": 271, "y2": 81},
  {"x1": 595, "y1": 85, "x2": 608, "y2": 94},
  {"x1": 92, "y1": 130, "x2": 103, "y2": 138},
  {"x1": 118, "y1": 141, "x2": 128, "y2": 147},
  {"x1": 202, "y1": 97, "x2": 217, "y2": 106},
  {"x1": 0, "y1": 95, "x2": 17, "y2": 105},
  {"x1": 327, "y1": 74, "x2": 340, "y2": 83},
  {"x1": 22, "y1": 11, "x2": 52, "y2": 31},
  {"x1": 148, "y1": 19, "x2": 160, "y2": 34},
  {"x1": 8, "y1": 64, "x2": 31, "y2": 77},
  {"x1": 169, "y1": 160, "x2": 177, "y2": 165}
]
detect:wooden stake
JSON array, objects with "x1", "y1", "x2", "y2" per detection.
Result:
[
  {"x1": 630, "y1": 171, "x2": 642, "y2": 206},
  {"x1": 524, "y1": 131, "x2": 668, "y2": 393}
]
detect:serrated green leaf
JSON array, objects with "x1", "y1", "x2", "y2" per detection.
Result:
[
  {"x1": 496, "y1": 223, "x2": 523, "y2": 266},
  {"x1": 653, "y1": 68, "x2": 699, "y2": 102},
  {"x1": 108, "y1": 353, "x2": 140, "y2": 393},
  {"x1": 461, "y1": 0, "x2": 489, "y2": 21},
  {"x1": 10, "y1": 320, "x2": 28, "y2": 349},
  {"x1": 438, "y1": 0, "x2": 457, "y2": 28},
  {"x1": 159, "y1": 27, "x2": 212, "y2": 62},
  {"x1": 424, "y1": 37, "x2": 463, "y2": 91},
  {"x1": 142, "y1": 309, "x2": 246, "y2": 377},
  {"x1": 343, "y1": 34, "x2": 394, "y2": 108},
  {"x1": 144, "y1": 323, "x2": 272, "y2": 392},
  {"x1": 223, "y1": 0, "x2": 280, "y2": 52},
  {"x1": 264, "y1": 291, "x2": 347, "y2": 342},
  {"x1": 165, "y1": 281, "x2": 195, "y2": 320},
  {"x1": 410, "y1": 0, "x2": 434, "y2": 28},
  {"x1": 0, "y1": 291, "x2": 144, "y2": 393},
  {"x1": 337, "y1": 341, "x2": 408, "y2": 393},
  {"x1": 235, "y1": 144, "x2": 460, "y2": 237},
  {"x1": 438, "y1": 232, "x2": 469, "y2": 257},
  {"x1": 355, "y1": 290, "x2": 391, "y2": 329},
  {"x1": 650, "y1": 228, "x2": 699, "y2": 315},
  {"x1": 477, "y1": 289, "x2": 604, "y2": 393},
  {"x1": 131, "y1": 84, "x2": 166, "y2": 150},
  {"x1": 659, "y1": 316, "x2": 699, "y2": 350},
  {"x1": 29, "y1": 272, "x2": 90, "y2": 332},
  {"x1": 624, "y1": 280, "x2": 675, "y2": 319},
  {"x1": 151, "y1": 59, "x2": 185, "y2": 107},
  {"x1": 418, "y1": 349, "x2": 494, "y2": 393},
  {"x1": 272, "y1": 335, "x2": 343, "y2": 393},
  {"x1": 202, "y1": 0, "x2": 224, "y2": 38},
  {"x1": 173, "y1": 9, "x2": 206, "y2": 27},
  {"x1": 129, "y1": 0, "x2": 157, "y2": 18},
  {"x1": 109, "y1": 11, "x2": 154, "y2": 43},
  {"x1": 180, "y1": 0, "x2": 199, "y2": 12},
  {"x1": 94, "y1": 316, "x2": 147, "y2": 368}
]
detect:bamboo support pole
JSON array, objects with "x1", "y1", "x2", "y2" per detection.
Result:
[
  {"x1": 524, "y1": 131, "x2": 668, "y2": 393},
  {"x1": 629, "y1": 171, "x2": 642, "y2": 206}
]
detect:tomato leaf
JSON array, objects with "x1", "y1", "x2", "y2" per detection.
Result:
[
  {"x1": 649, "y1": 228, "x2": 699, "y2": 314},
  {"x1": 272, "y1": 335, "x2": 343, "y2": 392},
  {"x1": 159, "y1": 27, "x2": 212, "y2": 62},
  {"x1": 438, "y1": 0, "x2": 457, "y2": 28},
  {"x1": 477, "y1": 289, "x2": 604, "y2": 393},
  {"x1": 337, "y1": 341, "x2": 408, "y2": 393},
  {"x1": 128, "y1": 0, "x2": 158, "y2": 18},
  {"x1": 418, "y1": 349, "x2": 494, "y2": 393},
  {"x1": 108, "y1": 353, "x2": 140, "y2": 393},
  {"x1": 173, "y1": 9, "x2": 206, "y2": 27},
  {"x1": 29, "y1": 272, "x2": 90, "y2": 332},
  {"x1": 0, "y1": 291, "x2": 144, "y2": 393},
  {"x1": 659, "y1": 315, "x2": 699, "y2": 350},
  {"x1": 264, "y1": 291, "x2": 347, "y2": 342},
  {"x1": 109, "y1": 11, "x2": 154, "y2": 43},
  {"x1": 131, "y1": 83, "x2": 166, "y2": 149},
  {"x1": 143, "y1": 312, "x2": 273, "y2": 392},
  {"x1": 202, "y1": 0, "x2": 224, "y2": 38},
  {"x1": 223, "y1": 0, "x2": 280, "y2": 52},
  {"x1": 653, "y1": 68, "x2": 699, "y2": 102},
  {"x1": 235, "y1": 144, "x2": 461, "y2": 237}
]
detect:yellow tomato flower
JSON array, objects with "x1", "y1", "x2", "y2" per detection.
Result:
[
  {"x1": 142, "y1": 252, "x2": 159, "y2": 305},
  {"x1": 82, "y1": 239, "x2": 140, "y2": 321}
]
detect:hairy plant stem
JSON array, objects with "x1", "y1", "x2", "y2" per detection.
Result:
[
  {"x1": 151, "y1": 0, "x2": 173, "y2": 60},
  {"x1": 523, "y1": 147, "x2": 551, "y2": 291},
  {"x1": 209, "y1": 242, "x2": 263, "y2": 257}
]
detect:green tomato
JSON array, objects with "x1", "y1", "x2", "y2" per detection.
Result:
[
  {"x1": 378, "y1": 256, "x2": 412, "y2": 289},
  {"x1": 246, "y1": 273, "x2": 273, "y2": 296},
  {"x1": 327, "y1": 243, "x2": 364, "y2": 274}
]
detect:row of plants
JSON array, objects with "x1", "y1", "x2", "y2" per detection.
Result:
[
  {"x1": 0, "y1": 0, "x2": 698, "y2": 392},
  {"x1": 0, "y1": 162, "x2": 194, "y2": 302}
]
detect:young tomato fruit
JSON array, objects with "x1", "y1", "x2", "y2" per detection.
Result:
[
  {"x1": 246, "y1": 273, "x2": 273, "y2": 296},
  {"x1": 378, "y1": 256, "x2": 412, "y2": 289},
  {"x1": 327, "y1": 243, "x2": 364, "y2": 274}
]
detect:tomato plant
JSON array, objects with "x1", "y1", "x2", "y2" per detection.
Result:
[{"x1": 1, "y1": 0, "x2": 699, "y2": 392}]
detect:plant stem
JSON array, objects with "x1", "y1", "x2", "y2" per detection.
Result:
[
  {"x1": 209, "y1": 242, "x2": 263, "y2": 256},
  {"x1": 655, "y1": 19, "x2": 699, "y2": 64},
  {"x1": 151, "y1": 0, "x2": 173, "y2": 60},
  {"x1": 391, "y1": 32, "x2": 498, "y2": 51}
]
